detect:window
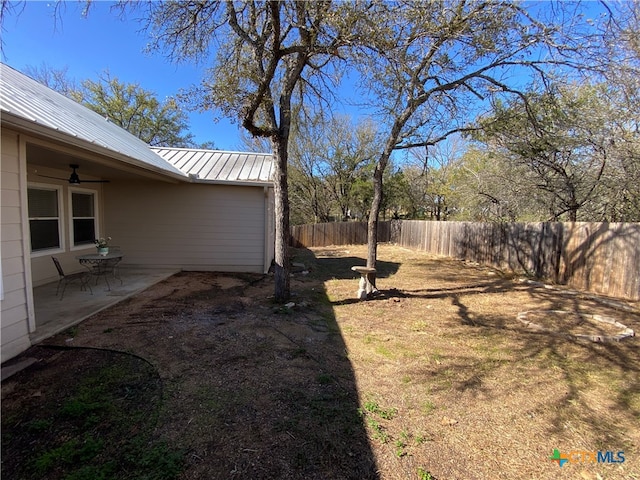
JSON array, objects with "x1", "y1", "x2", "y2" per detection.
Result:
[
  {"x1": 71, "y1": 191, "x2": 96, "y2": 246},
  {"x1": 28, "y1": 187, "x2": 61, "y2": 252}
]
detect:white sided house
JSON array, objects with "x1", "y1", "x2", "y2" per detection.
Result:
[{"x1": 1, "y1": 63, "x2": 274, "y2": 363}]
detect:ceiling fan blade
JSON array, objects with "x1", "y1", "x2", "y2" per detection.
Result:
[
  {"x1": 35, "y1": 165, "x2": 110, "y2": 184},
  {"x1": 36, "y1": 173, "x2": 69, "y2": 181}
]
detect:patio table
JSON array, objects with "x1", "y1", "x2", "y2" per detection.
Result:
[{"x1": 77, "y1": 252, "x2": 124, "y2": 291}]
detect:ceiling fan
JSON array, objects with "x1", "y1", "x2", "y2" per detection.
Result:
[{"x1": 37, "y1": 164, "x2": 110, "y2": 184}]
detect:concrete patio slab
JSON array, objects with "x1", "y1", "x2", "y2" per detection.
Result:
[{"x1": 31, "y1": 267, "x2": 179, "y2": 344}]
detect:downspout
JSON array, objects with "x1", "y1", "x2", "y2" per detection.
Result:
[{"x1": 263, "y1": 185, "x2": 275, "y2": 274}]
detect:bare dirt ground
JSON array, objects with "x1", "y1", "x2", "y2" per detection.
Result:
[{"x1": 2, "y1": 244, "x2": 639, "y2": 479}]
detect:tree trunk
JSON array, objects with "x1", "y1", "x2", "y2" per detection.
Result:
[
  {"x1": 367, "y1": 166, "x2": 384, "y2": 281},
  {"x1": 367, "y1": 121, "x2": 401, "y2": 278},
  {"x1": 271, "y1": 136, "x2": 291, "y2": 302},
  {"x1": 366, "y1": 109, "x2": 409, "y2": 285}
]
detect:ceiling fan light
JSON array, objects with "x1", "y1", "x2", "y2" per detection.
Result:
[{"x1": 69, "y1": 164, "x2": 81, "y2": 184}]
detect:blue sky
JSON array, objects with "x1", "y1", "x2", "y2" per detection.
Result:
[
  {"x1": 1, "y1": 1, "x2": 244, "y2": 150},
  {"x1": 2, "y1": 1, "x2": 609, "y2": 154}
]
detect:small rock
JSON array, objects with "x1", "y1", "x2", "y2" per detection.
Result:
[
  {"x1": 284, "y1": 302, "x2": 296, "y2": 309},
  {"x1": 441, "y1": 416, "x2": 458, "y2": 426}
]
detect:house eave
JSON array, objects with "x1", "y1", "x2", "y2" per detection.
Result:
[{"x1": 1, "y1": 112, "x2": 189, "y2": 183}]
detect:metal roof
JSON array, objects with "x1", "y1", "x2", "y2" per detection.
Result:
[
  {"x1": 152, "y1": 147, "x2": 274, "y2": 185},
  {"x1": 0, "y1": 63, "x2": 186, "y2": 179}
]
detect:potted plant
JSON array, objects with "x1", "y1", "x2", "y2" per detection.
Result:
[{"x1": 95, "y1": 236, "x2": 112, "y2": 256}]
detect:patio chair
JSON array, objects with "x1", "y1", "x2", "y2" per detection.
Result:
[{"x1": 52, "y1": 257, "x2": 93, "y2": 300}]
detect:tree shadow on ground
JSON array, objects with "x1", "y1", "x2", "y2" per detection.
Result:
[
  {"x1": 297, "y1": 244, "x2": 638, "y2": 478},
  {"x1": 384, "y1": 273, "x2": 639, "y2": 454},
  {"x1": 2, "y1": 264, "x2": 380, "y2": 479},
  {"x1": 1, "y1": 347, "x2": 182, "y2": 480},
  {"x1": 453, "y1": 221, "x2": 640, "y2": 301},
  {"x1": 291, "y1": 247, "x2": 400, "y2": 281}
]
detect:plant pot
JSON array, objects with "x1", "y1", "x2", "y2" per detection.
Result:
[{"x1": 98, "y1": 247, "x2": 109, "y2": 256}]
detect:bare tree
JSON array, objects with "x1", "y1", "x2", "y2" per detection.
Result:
[
  {"x1": 474, "y1": 83, "x2": 614, "y2": 222},
  {"x1": 287, "y1": 116, "x2": 334, "y2": 224},
  {"x1": 449, "y1": 146, "x2": 541, "y2": 222},
  {"x1": 452, "y1": 2, "x2": 640, "y2": 223},
  {"x1": 286, "y1": 115, "x2": 379, "y2": 224},
  {"x1": 403, "y1": 138, "x2": 466, "y2": 220},
  {"x1": 597, "y1": 1, "x2": 640, "y2": 221},
  {"x1": 351, "y1": 1, "x2": 607, "y2": 275},
  {"x1": 132, "y1": 1, "x2": 363, "y2": 301},
  {"x1": 23, "y1": 62, "x2": 78, "y2": 96}
]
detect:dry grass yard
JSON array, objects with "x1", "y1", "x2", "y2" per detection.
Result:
[
  {"x1": 2, "y1": 244, "x2": 638, "y2": 479},
  {"x1": 319, "y1": 245, "x2": 639, "y2": 480}
]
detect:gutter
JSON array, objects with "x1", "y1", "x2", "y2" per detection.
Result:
[{"x1": 187, "y1": 174, "x2": 274, "y2": 188}]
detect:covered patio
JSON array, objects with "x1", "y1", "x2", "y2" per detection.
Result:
[
  {"x1": 1, "y1": 64, "x2": 274, "y2": 364},
  {"x1": 31, "y1": 267, "x2": 179, "y2": 344}
]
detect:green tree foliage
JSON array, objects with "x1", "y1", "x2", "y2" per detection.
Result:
[
  {"x1": 72, "y1": 72, "x2": 195, "y2": 147},
  {"x1": 450, "y1": 147, "x2": 545, "y2": 222},
  {"x1": 402, "y1": 140, "x2": 465, "y2": 221},
  {"x1": 23, "y1": 63, "x2": 204, "y2": 148},
  {"x1": 444, "y1": 3, "x2": 640, "y2": 223},
  {"x1": 324, "y1": 118, "x2": 378, "y2": 222}
]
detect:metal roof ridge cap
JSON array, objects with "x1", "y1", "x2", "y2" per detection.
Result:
[{"x1": 150, "y1": 146, "x2": 273, "y2": 156}]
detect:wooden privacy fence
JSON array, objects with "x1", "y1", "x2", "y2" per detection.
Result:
[
  {"x1": 290, "y1": 220, "x2": 640, "y2": 301},
  {"x1": 290, "y1": 221, "x2": 390, "y2": 248}
]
